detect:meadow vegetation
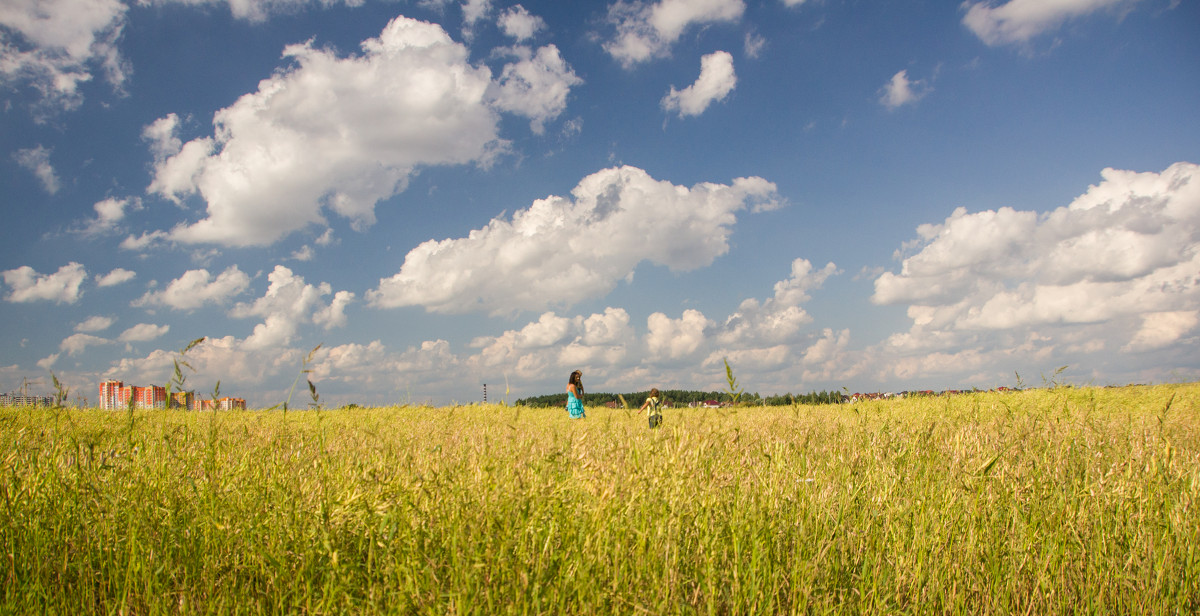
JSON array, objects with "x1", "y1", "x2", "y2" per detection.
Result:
[{"x1": 1, "y1": 383, "x2": 1197, "y2": 614}]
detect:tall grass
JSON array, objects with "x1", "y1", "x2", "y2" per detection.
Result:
[{"x1": 1, "y1": 384, "x2": 1197, "y2": 614}]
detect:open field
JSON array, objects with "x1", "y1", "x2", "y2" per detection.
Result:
[{"x1": 1, "y1": 384, "x2": 1197, "y2": 614}]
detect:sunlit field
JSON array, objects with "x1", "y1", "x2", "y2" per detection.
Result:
[{"x1": 2, "y1": 383, "x2": 1197, "y2": 614}]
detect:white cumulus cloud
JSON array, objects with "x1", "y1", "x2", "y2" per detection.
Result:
[
  {"x1": 662, "y1": 50, "x2": 736, "y2": 118},
  {"x1": 313, "y1": 290, "x2": 355, "y2": 329},
  {"x1": 2, "y1": 262, "x2": 87, "y2": 303},
  {"x1": 76, "y1": 315, "x2": 114, "y2": 332},
  {"x1": 465, "y1": 307, "x2": 636, "y2": 384},
  {"x1": 75, "y1": 196, "x2": 141, "y2": 236},
  {"x1": 490, "y1": 44, "x2": 582, "y2": 134},
  {"x1": 105, "y1": 335, "x2": 305, "y2": 395},
  {"x1": 119, "y1": 230, "x2": 170, "y2": 252},
  {"x1": 141, "y1": 112, "x2": 183, "y2": 161},
  {"x1": 60, "y1": 332, "x2": 108, "y2": 356},
  {"x1": 133, "y1": 265, "x2": 250, "y2": 310},
  {"x1": 119, "y1": 323, "x2": 170, "y2": 342},
  {"x1": 239, "y1": 255, "x2": 843, "y2": 403},
  {"x1": 96, "y1": 268, "x2": 137, "y2": 287},
  {"x1": 873, "y1": 161, "x2": 1200, "y2": 357},
  {"x1": 962, "y1": 0, "x2": 1140, "y2": 47},
  {"x1": 879, "y1": 69, "x2": 929, "y2": 109},
  {"x1": 718, "y1": 259, "x2": 838, "y2": 347},
  {"x1": 0, "y1": 0, "x2": 129, "y2": 115},
  {"x1": 367, "y1": 165, "x2": 780, "y2": 315},
  {"x1": 646, "y1": 309, "x2": 711, "y2": 361},
  {"x1": 457, "y1": 258, "x2": 837, "y2": 393},
  {"x1": 460, "y1": 0, "x2": 492, "y2": 37},
  {"x1": 1124, "y1": 311, "x2": 1199, "y2": 352},
  {"x1": 603, "y1": 0, "x2": 745, "y2": 67},
  {"x1": 497, "y1": 4, "x2": 544, "y2": 41},
  {"x1": 147, "y1": 16, "x2": 580, "y2": 247},
  {"x1": 308, "y1": 338, "x2": 461, "y2": 396},
  {"x1": 230, "y1": 265, "x2": 354, "y2": 351}
]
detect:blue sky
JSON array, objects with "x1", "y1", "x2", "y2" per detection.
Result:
[{"x1": 2, "y1": 0, "x2": 1198, "y2": 406}]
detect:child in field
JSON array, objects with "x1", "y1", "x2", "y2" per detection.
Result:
[
  {"x1": 639, "y1": 388, "x2": 663, "y2": 429},
  {"x1": 566, "y1": 370, "x2": 586, "y2": 419}
]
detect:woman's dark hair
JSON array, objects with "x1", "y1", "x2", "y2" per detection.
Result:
[
  {"x1": 649, "y1": 388, "x2": 659, "y2": 398},
  {"x1": 568, "y1": 370, "x2": 584, "y2": 397}
]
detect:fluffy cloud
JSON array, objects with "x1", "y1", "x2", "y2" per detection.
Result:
[
  {"x1": 717, "y1": 258, "x2": 838, "y2": 347},
  {"x1": 101, "y1": 255, "x2": 838, "y2": 405},
  {"x1": 873, "y1": 162, "x2": 1200, "y2": 358},
  {"x1": 13, "y1": 146, "x2": 59, "y2": 193},
  {"x1": 461, "y1": 0, "x2": 492, "y2": 36},
  {"x1": 367, "y1": 165, "x2": 780, "y2": 315},
  {"x1": 290, "y1": 246, "x2": 315, "y2": 262},
  {"x1": 36, "y1": 354, "x2": 59, "y2": 370},
  {"x1": 105, "y1": 335, "x2": 304, "y2": 396},
  {"x1": 75, "y1": 197, "x2": 141, "y2": 236},
  {"x1": 962, "y1": 0, "x2": 1139, "y2": 47},
  {"x1": 661, "y1": 50, "x2": 736, "y2": 118},
  {"x1": 468, "y1": 308, "x2": 636, "y2": 377},
  {"x1": 603, "y1": 0, "x2": 745, "y2": 67},
  {"x1": 96, "y1": 268, "x2": 136, "y2": 287},
  {"x1": 76, "y1": 315, "x2": 114, "y2": 332},
  {"x1": 799, "y1": 328, "x2": 853, "y2": 382},
  {"x1": 309, "y1": 339, "x2": 461, "y2": 399},
  {"x1": 230, "y1": 265, "x2": 354, "y2": 350},
  {"x1": 119, "y1": 230, "x2": 170, "y2": 251},
  {"x1": 148, "y1": 16, "x2": 580, "y2": 247},
  {"x1": 0, "y1": 0, "x2": 128, "y2": 114},
  {"x1": 490, "y1": 44, "x2": 582, "y2": 134},
  {"x1": 2, "y1": 262, "x2": 86, "y2": 303},
  {"x1": 1124, "y1": 311, "x2": 1199, "y2": 352},
  {"x1": 141, "y1": 112, "x2": 183, "y2": 161},
  {"x1": 118, "y1": 323, "x2": 170, "y2": 342},
  {"x1": 92, "y1": 164, "x2": 1200, "y2": 403},
  {"x1": 646, "y1": 309, "x2": 711, "y2": 361},
  {"x1": 498, "y1": 4, "x2": 544, "y2": 41},
  {"x1": 388, "y1": 257, "x2": 834, "y2": 398},
  {"x1": 313, "y1": 291, "x2": 354, "y2": 329},
  {"x1": 230, "y1": 265, "x2": 327, "y2": 320},
  {"x1": 61, "y1": 332, "x2": 108, "y2": 356},
  {"x1": 660, "y1": 259, "x2": 842, "y2": 383},
  {"x1": 133, "y1": 265, "x2": 250, "y2": 310},
  {"x1": 879, "y1": 69, "x2": 929, "y2": 109}
]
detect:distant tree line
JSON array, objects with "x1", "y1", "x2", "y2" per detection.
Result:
[
  {"x1": 762, "y1": 390, "x2": 846, "y2": 405},
  {"x1": 514, "y1": 389, "x2": 846, "y2": 408}
]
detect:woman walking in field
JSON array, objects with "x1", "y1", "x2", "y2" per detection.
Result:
[
  {"x1": 566, "y1": 370, "x2": 586, "y2": 419},
  {"x1": 639, "y1": 388, "x2": 663, "y2": 429}
]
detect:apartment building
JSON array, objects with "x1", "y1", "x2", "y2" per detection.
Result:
[
  {"x1": 97, "y1": 380, "x2": 166, "y2": 410},
  {"x1": 99, "y1": 380, "x2": 245, "y2": 410}
]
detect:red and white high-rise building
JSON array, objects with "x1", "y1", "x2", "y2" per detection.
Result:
[
  {"x1": 98, "y1": 380, "x2": 123, "y2": 409},
  {"x1": 97, "y1": 380, "x2": 167, "y2": 410}
]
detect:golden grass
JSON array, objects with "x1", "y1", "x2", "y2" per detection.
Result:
[{"x1": 1, "y1": 383, "x2": 1197, "y2": 614}]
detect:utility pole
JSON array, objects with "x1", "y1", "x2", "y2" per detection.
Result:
[{"x1": 482, "y1": 383, "x2": 487, "y2": 403}]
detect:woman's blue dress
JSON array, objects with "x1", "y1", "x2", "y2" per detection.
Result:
[{"x1": 567, "y1": 391, "x2": 586, "y2": 418}]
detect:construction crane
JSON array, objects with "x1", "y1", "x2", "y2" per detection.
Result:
[{"x1": 20, "y1": 377, "x2": 43, "y2": 396}]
